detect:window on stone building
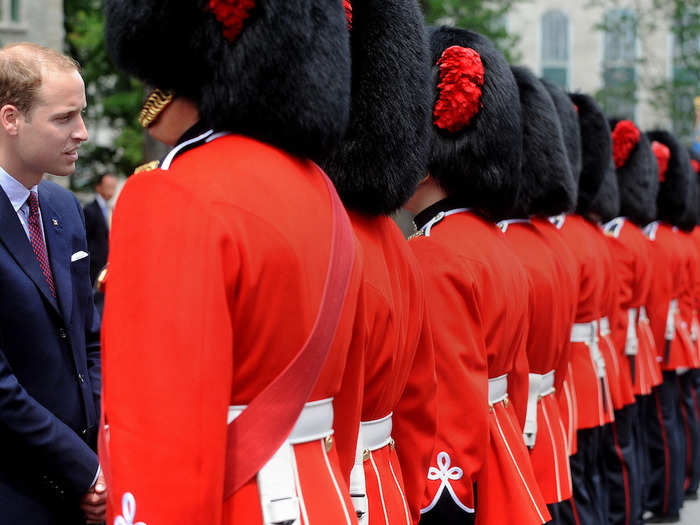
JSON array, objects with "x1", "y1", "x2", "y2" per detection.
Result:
[
  {"x1": 10, "y1": 0, "x2": 19, "y2": 23},
  {"x1": 601, "y1": 9, "x2": 637, "y2": 119},
  {"x1": 541, "y1": 9, "x2": 570, "y2": 89},
  {"x1": 671, "y1": 10, "x2": 699, "y2": 143}
]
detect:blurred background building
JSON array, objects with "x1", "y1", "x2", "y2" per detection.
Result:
[
  {"x1": 0, "y1": 0, "x2": 63, "y2": 50},
  {"x1": 507, "y1": 0, "x2": 697, "y2": 140}
]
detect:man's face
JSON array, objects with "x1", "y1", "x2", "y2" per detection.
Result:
[
  {"x1": 96, "y1": 175, "x2": 117, "y2": 201},
  {"x1": 15, "y1": 68, "x2": 88, "y2": 181}
]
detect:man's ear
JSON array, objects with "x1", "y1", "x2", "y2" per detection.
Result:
[{"x1": 0, "y1": 105, "x2": 21, "y2": 136}]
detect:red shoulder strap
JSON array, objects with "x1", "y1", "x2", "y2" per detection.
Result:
[{"x1": 222, "y1": 170, "x2": 356, "y2": 498}]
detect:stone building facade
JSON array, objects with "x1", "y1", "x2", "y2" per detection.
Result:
[
  {"x1": 0, "y1": 0, "x2": 63, "y2": 50},
  {"x1": 506, "y1": 1, "x2": 696, "y2": 139}
]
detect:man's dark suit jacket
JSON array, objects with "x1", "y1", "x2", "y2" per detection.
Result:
[
  {"x1": 83, "y1": 198, "x2": 109, "y2": 286},
  {"x1": 0, "y1": 180, "x2": 101, "y2": 524}
]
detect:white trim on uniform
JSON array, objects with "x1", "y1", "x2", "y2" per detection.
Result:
[
  {"x1": 321, "y1": 440, "x2": 353, "y2": 525},
  {"x1": 161, "y1": 129, "x2": 215, "y2": 170},
  {"x1": 420, "y1": 208, "x2": 471, "y2": 237}
]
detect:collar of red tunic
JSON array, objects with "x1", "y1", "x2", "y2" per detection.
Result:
[{"x1": 413, "y1": 197, "x2": 472, "y2": 231}]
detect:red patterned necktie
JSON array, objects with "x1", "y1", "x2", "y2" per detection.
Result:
[{"x1": 27, "y1": 191, "x2": 56, "y2": 298}]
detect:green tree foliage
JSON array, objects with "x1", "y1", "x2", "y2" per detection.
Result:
[
  {"x1": 590, "y1": 0, "x2": 699, "y2": 144},
  {"x1": 64, "y1": 0, "x2": 144, "y2": 189},
  {"x1": 421, "y1": 0, "x2": 523, "y2": 61}
]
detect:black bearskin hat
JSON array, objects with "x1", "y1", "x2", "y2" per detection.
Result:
[
  {"x1": 608, "y1": 119, "x2": 658, "y2": 226},
  {"x1": 690, "y1": 149, "x2": 700, "y2": 226},
  {"x1": 589, "y1": 156, "x2": 620, "y2": 223},
  {"x1": 510, "y1": 67, "x2": 575, "y2": 217},
  {"x1": 321, "y1": 0, "x2": 431, "y2": 215},
  {"x1": 427, "y1": 27, "x2": 521, "y2": 221},
  {"x1": 569, "y1": 94, "x2": 610, "y2": 215},
  {"x1": 541, "y1": 79, "x2": 582, "y2": 186},
  {"x1": 678, "y1": 174, "x2": 697, "y2": 231},
  {"x1": 647, "y1": 130, "x2": 690, "y2": 226},
  {"x1": 104, "y1": 0, "x2": 351, "y2": 159}
]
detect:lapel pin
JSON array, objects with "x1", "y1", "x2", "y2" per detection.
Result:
[{"x1": 51, "y1": 219, "x2": 59, "y2": 226}]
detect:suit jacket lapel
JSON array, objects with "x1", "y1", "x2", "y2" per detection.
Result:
[
  {"x1": 0, "y1": 187, "x2": 61, "y2": 314},
  {"x1": 40, "y1": 190, "x2": 72, "y2": 322}
]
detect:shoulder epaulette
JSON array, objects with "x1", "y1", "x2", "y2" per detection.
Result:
[
  {"x1": 603, "y1": 217, "x2": 625, "y2": 238},
  {"x1": 133, "y1": 160, "x2": 160, "y2": 175}
]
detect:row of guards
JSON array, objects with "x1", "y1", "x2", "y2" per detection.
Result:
[{"x1": 96, "y1": 0, "x2": 700, "y2": 524}]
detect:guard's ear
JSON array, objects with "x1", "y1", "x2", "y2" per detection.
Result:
[{"x1": 0, "y1": 104, "x2": 21, "y2": 136}]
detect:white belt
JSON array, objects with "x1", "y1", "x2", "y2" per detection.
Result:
[
  {"x1": 360, "y1": 413, "x2": 393, "y2": 452},
  {"x1": 600, "y1": 317, "x2": 611, "y2": 337},
  {"x1": 626, "y1": 308, "x2": 639, "y2": 356},
  {"x1": 350, "y1": 414, "x2": 394, "y2": 523},
  {"x1": 665, "y1": 299, "x2": 678, "y2": 341},
  {"x1": 571, "y1": 320, "x2": 598, "y2": 344},
  {"x1": 571, "y1": 321, "x2": 606, "y2": 378},
  {"x1": 489, "y1": 374, "x2": 509, "y2": 406},
  {"x1": 524, "y1": 370, "x2": 555, "y2": 448},
  {"x1": 227, "y1": 398, "x2": 334, "y2": 525}
]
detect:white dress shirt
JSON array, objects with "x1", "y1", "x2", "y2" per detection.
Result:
[{"x1": 0, "y1": 166, "x2": 45, "y2": 241}]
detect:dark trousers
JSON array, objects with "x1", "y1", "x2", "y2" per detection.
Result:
[
  {"x1": 602, "y1": 403, "x2": 642, "y2": 525},
  {"x1": 679, "y1": 370, "x2": 700, "y2": 495},
  {"x1": 636, "y1": 395, "x2": 652, "y2": 514},
  {"x1": 547, "y1": 500, "x2": 571, "y2": 525},
  {"x1": 565, "y1": 426, "x2": 608, "y2": 525},
  {"x1": 419, "y1": 488, "x2": 475, "y2": 525},
  {"x1": 645, "y1": 372, "x2": 685, "y2": 517}
]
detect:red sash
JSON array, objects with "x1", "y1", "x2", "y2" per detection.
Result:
[{"x1": 223, "y1": 171, "x2": 355, "y2": 498}]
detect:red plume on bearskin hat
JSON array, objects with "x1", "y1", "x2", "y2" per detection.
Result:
[
  {"x1": 320, "y1": 0, "x2": 431, "y2": 215},
  {"x1": 509, "y1": 66, "x2": 576, "y2": 217},
  {"x1": 568, "y1": 93, "x2": 610, "y2": 216},
  {"x1": 104, "y1": 0, "x2": 351, "y2": 160},
  {"x1": 647, "y1": 130, "x2": 692, "y2": 226},
  {"x1": 427, "y1": 27, "x2": 522, "y2": 221},
  {"x1": 608, "y1": 119, "x2": 658, "y2": 226},
  {"x1": 611, "y1": 120, "x2": 640, "y2": 169}
]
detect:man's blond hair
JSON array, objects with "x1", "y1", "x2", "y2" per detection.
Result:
[{"x1": 0, "y1": 42, "x2": 80, "y2": 116}]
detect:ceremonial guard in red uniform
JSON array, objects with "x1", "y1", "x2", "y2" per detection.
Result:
[
  {"x1": 643, "y1": 130, "x2": 694, "y2": 522},
  {"x1": 603, "y1": 120, "x2": 661, "y2": 525},
  {"x1": 688, "y1": 149, "x2": 700, "y2": 499},
  {"x1": 535, "y1": 79, "x2": 583, "y2": 462},
  {"x1": 101, "y1": 2, "x2": 368, "y2": 524},
  {"x1": 321, "y1": 2, "x2": 437, "y2": 524},
  {"x1": 587, "y1": 135, "x2": 640, "y2": 525},
  {"x1": 674, "y1": 163, "x2": 700, "y2": 502},
  {"x1": 556, "y1": 94, "x2": 615, "y2": 525},
  {"x1": 499, "y1": 67, "x2": 576, "y2": 524},
  {"x1": 405, "y1": 27, "x2": 549, "y2": 525}
]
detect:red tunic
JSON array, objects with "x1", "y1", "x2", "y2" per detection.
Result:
[
  {"x1": 644, "y1": 222, "x2": 690, "y2": 370},
  {"x1": 348, "y1": 212, "x2": 437, "y2": 525},
  {"x1": 604, "y1": 218, "x2": 660, "y2": 396},
  {"x1": 557, "y1": 215, "x2": 611, "y2": 430},
  {"x1": 101, "y1": 135, "x2": 367, "y2": 525},
  {"x1": 676, "y1": 230, "x2": 700, "y2": 368},
  {"x1": 691, "y1": 229, "x2": 700, "y2": 360},
  {"x1": 410, "y1": 207, "x2": 549, "y2": 525},
  {"x1": 596, "y1": 224, "x2": 635, "y2": 412},
  {"x1": 532, "y1": 217, "x2": 580, "y2": 455},
  {"x1": 500, "y1": 220, "x2": 573, "y2": 504}
]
